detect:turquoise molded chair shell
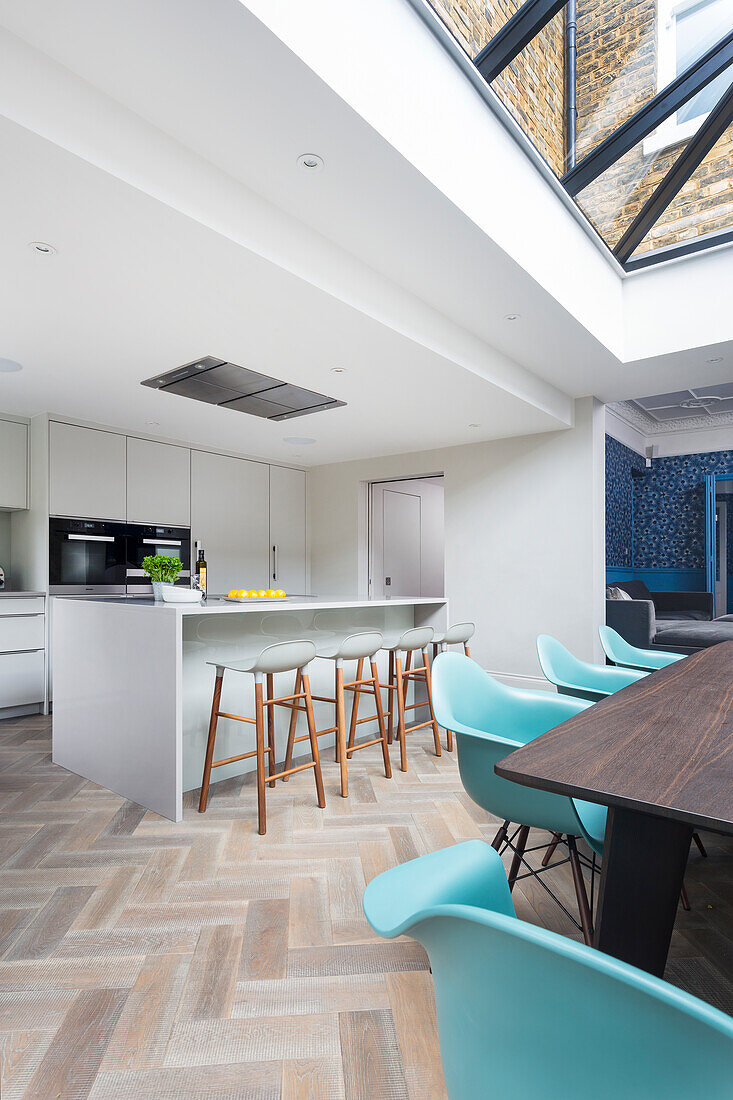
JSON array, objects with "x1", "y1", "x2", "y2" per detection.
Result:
[
  {"x1": 431, "y1": 652, "x2": 606, "y2": 854},
  {"x1": 599, "y1": 625, "x2": 685, "y2": 672},
  {"x1": 537, "y1": 633, "x2": 647, "y2": 701},
  {"x1": 363, "y1": 840, "x2": 733, "y2": 1100}
]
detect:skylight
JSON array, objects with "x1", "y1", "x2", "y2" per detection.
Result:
[{"x1": 422, "y1": 0, "x2": 733, "y2": 270}]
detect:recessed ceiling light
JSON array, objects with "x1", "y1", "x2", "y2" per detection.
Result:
[
  {"x1": 297, "y1": 153, "x2": 324, "y2": 172},
  {"x1": 331, "y1": 367, "x2": 346, "y2": 374},
  {"x1": 504, "y1": 314, "x2": 520, "y2": 321},
  {"x1": 144, "y1": 419, "x2": 160, "y2": 427},
  {"x1": 28, "y1": 241, "x2": 57, "y2": 256},
  {"x1": 468, "y1": 423, "x2": 480, "y2": 428},
  {"x1": 0, "y1": 358, "x2": 22, "y2": 373},
  {"x1": 707, "y1": 356, "x2": 723, "y2": 363},
  {"x1": 283, "y1": 436, "x2": 316, "y2": 445}
]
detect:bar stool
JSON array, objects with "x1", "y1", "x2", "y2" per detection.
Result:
[
  {"x1": 383, "y1": 627, "x2": 441, "y2": 772},
  {"x1": 198, "y1": 639, "x2": 325, "y2": 835},
  {"x1": 283, "y1": 631, "x2": 391, "y2": 798},
  {"x1": 431, "y1": 622, "x2": 476, "y2": 751}
]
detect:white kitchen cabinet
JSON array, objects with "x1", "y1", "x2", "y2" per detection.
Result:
[
  {"x1": 269, "y1": 466, "x2": 306, "y2": 594},
  {"x1": 0, "y1": 418, "x2": 28, "y2": 510},
  {"x1": 49, "y1": 422, "x2": 126, "y2": 520},
  {"x1": 0, "y1": 597, "x2": 45, "y2": 711},
  {"x1": 190, "y1": 450, "x2": 269, "y2": 595},
  {"x1": 127, "y1": 437, "x2": 190, "y2": 526}
]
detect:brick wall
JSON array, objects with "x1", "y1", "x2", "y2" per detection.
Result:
[
  {"x1": 426, "y1": 0, "x2": 567, "y2": 174},
  {"x1": 425, "y1": 0, "x2": 732, "y2": 257}
]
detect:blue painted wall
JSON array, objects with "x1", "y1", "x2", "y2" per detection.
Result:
[{"x1": 606, "y1": 436, "x2": 733, "y2": 603}]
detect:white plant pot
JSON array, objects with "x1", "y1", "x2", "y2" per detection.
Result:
[
  {"x1": 151, "y1": 581, "x2": 164, "y2": 601},
  {"x1": 160, "y1": 583, "x2": 203, "y2": 604}
]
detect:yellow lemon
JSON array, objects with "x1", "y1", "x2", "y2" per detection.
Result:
[
  {"x1": 246, "y1": 590, "x2": 257, "y2": 597},
  {"x1": 276, "y1": 590, "x2": 286, "y2": 597},
  {"x1": 256, "y1": 590, "x2": 267, "y2": 597},
  {"x1": 227, "y1": 589, "x2": 238, "y2": 598},
  {"x1": 265, "y1": 589, "x2": 275, "y2": 597}
]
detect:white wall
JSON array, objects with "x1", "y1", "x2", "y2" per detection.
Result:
[{"x1": 309, "y1": 397, "x2": 605, "y2": 685}]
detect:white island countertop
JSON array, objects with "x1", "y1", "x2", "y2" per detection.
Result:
[
  {"x1": 65, "y1": 594, "x2": 445, "y2": 614},
  {"x1": 53, "y1": 594, "x2": 447, "y2": 820}
]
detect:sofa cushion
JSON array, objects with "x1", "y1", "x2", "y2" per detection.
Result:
[
  {"x1": 615, "y1": 580, "x2": 652, "y2": 601},
  {"x1": 654, "y1": 620, "x2": 733, "y2": 648},
  {"x1": 656, "y1": 610, "x2": 711, "y2": 621}
]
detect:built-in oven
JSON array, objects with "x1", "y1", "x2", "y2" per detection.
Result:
[
  {"x1": 49, "y1": 518, "x2": 128, "y2": 595},
  {"x1": 125, "y1": 524, "x2": 191, "y2": 594}
]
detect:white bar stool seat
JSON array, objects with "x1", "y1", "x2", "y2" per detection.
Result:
[
  {"x1": 284, "y1": 630, "x2": 391, "y2": 797},
  {"x1": 199, "y1": 639, "x2": 325, "y2": 834},
  {"x1": 430, "y1": 622, "x2": 476, "y2": 751}
]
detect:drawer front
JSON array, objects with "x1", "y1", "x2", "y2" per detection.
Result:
[
  {"x1": 0, "y1": 650, "x2": 45, "y2": 707},
  {"x1": 0, "y1": 615, "x2": 45, "y2": 653},
  {"x1": 0, "y1": 598, "x2": 45, "y2": 617}
]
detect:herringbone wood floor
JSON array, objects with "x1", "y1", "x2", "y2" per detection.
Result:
[{"x1": 0, "y1": 714, "x2": 730, "y2": 1098}]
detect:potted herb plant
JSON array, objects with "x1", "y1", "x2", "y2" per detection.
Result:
[{"x1": 142, "y1": 554, "x2": 183, "y2": 601}]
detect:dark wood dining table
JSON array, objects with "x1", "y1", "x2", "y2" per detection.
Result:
[{"x1": 495, "y1": 641, "x2": 733, "y2": 976}]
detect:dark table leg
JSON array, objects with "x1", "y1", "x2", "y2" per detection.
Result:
[{"x1": 595, "y1": 806, "x2": 692, "y2": 977}]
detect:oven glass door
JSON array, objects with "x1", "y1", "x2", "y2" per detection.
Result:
[
  {"x1": 126, "y1": 527, "x2": 190, "y2": 587},
  {"x1": 49, "y1": 521, "x2": 127, "y2": 589}
]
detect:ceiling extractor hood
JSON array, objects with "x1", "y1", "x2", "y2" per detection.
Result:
[{"x1": 141, "y1": 356, "x2": 346, "y2": 421}]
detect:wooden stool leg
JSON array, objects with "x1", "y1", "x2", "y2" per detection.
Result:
[
  {"x1": 266, "y1": 673, "x2": 277, "y2": 789},
  {"x1": 346, "y1": 657, "x2": 364, "y2": 757},
  {"x1": 464, "y1": 643, "x2": 471, "y2": 658},
  {"x1": 387, "y1": 650, "x2": 395, "y2": 744},
  {"x1": 395, "y1": 655, "x2": 408, "y2": 773},
  {"x1": 254, "y1": 678, "x2": 267, "y2": 835},
  {"x1": 335, "y1": 664, "x2": 348, "y2": 798},
  {"x1": 542, "y1": 832, "x2": 563, "y2": 867},
  {"x1": 302, "y1": 672, "x2": 326, "y2": 809},
  {"x1": 282, "y1": 668, "x2": 301, "y2": 782},
  {"x1": 491, "y1": 820, "x2": 510, "y2": 851},
  {"x1": 422, "y1": 649, "x2": 442, "y2": 758},
  {"x1": 371, "y1": 659, "x2": 392, "y2": 780},
  {"x1": 199, "y1": 670, "x2": 223, "y2": 813}
]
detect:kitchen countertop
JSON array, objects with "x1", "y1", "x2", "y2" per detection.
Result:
[
  {"x1": 63, "y1": 595, "x2": 446, "y2": 615},
  {"x1": 0, "y1": 591, "x2": 45, "y2": 598}
]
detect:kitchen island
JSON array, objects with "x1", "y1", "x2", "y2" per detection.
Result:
[{"x1": 52, "y1": 595, "x2": 447, "y2": 820}]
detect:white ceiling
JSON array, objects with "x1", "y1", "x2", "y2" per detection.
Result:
[{"x1": 0, "y1": 0, "x2": 731, "y2": 465}]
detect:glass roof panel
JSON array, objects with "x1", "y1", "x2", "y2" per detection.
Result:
[
  {"x1": 574, "y1": 132, "x2": 685, "y2": 251},
  {"x1": 424, "y1": 1, "x2": 522, "y2": 60},
  {"x1": 630, "y1": 115, "x2": 733, "y2": 259}
]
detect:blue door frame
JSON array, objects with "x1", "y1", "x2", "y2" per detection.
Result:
[{"x1": 704, "y1": 473, "x2": 733, "y2": 616}]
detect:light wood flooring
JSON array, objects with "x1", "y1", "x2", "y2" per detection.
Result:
[{"x1": 0, "y1": 713, "x2": 730, "y2": 1098}]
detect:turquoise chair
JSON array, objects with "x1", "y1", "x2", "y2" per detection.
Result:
[
  {"x1": 537, "y1": 633, "x2": 647, "y2": 701},
  {"x1": 599, "y1": 625, "x2": 685, "y2": 672},
  {"x1": 363, "y1": 840, "x2": 733, "y2": 1100},
  {"x1": 431, "y1": 652, "x2": 605, "y2": 942}
]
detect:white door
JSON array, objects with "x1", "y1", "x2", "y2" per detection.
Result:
[
  {"x1": 269, "y1": 466, "x2": 307, "y2": 593},
  {"x1": 190, "y1": 450, "x2": 269, "y2": 595}
]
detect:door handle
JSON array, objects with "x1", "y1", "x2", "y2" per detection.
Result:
[
  {"x1": 142, "y1": 539, "x2": 182, "y2": 546},
  {"x1": 272, "y1": 544, "x2": 278, "y2": 582},
  {"x1": 67, "y1": 534, "x2": 115, "y2": 542}
]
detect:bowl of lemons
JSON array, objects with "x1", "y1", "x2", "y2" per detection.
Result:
[{"x1": 225, "y1": 589, "x2": 287, "y2": 601}]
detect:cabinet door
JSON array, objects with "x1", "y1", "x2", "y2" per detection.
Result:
[
  {"x1": 49, "y1": 422, "x2": 126, "y2": 520},
  {"x1": 269, "y1": 466, "x2": 306, "y2": 594},
  {"x1": 0, "y1": 650, "x2": 45, "y2": 707},
  {"x1": 190, "y1": 451, "x2": 269, "y2": 595},
  {"x1": 0, "y1": 419, "x2": 28, "y2": 510},
  {"x1": 127, "y1": 438, "x2": 190, "y2": 526}
]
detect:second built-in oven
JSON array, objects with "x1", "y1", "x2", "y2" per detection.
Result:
[{"x1": 125, "y1": 524, "x2": 191, "y2": 594}]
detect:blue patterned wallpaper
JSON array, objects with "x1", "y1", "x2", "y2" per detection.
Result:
[
  {"x1": 606, "y1": 435, "x2": 733, "y2": 569},
  {"x1": 605, "y1": 435, "x2": 643, "y2": 567}
]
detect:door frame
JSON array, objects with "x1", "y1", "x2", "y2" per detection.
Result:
[
  {"x1": 703, "y1": 472, "x2": 733, "y2": 616},
  {"x1": 366, "y1": 474, "x2": 445, "y2": 600}
]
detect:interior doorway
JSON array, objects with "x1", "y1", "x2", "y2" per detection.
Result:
[{"x1": 369, "y1": 476, "x2": 445, "y2": 599}]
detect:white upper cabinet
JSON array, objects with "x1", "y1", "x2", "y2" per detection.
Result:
[
  {"x1": 190, "y1": 450, "x2": 269, "y2": 595},
  {"x1": 269, "y1": 466, "x2": 306, "y2": 594},
  {"x1": 49, "y1": 422, "x2": 126, "y2": 520},
  {"x1": 0, "y1": 418, "x2": 28, "y2": 510},
  {"x1": 126, "y1": 438, "x2": 190, "y2": 527}
]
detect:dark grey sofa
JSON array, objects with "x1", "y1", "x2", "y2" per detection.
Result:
[{"x1": 606, "y1": 579, "x2": 726, "y2": 654}]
